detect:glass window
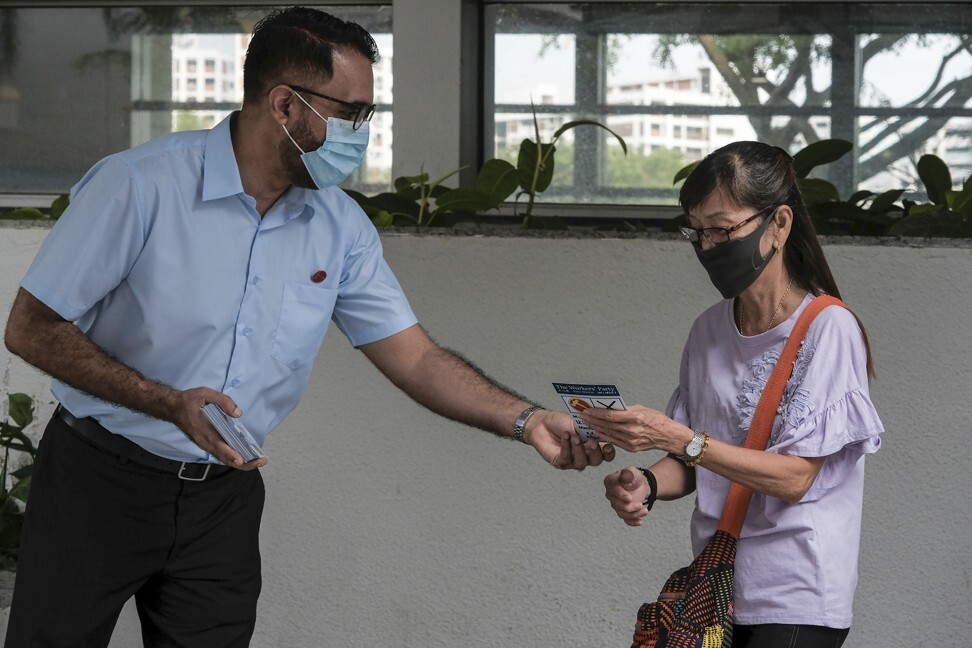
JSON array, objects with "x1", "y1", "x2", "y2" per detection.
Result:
[
  {"x1": 0, "y1": 5, "x2": 393, "y2": 199},
  {"x1": 858, "y1": 33, "x2": 972, "y2": 191},
  {"x1": 486, "y1": 3, "x2": 972, "y2": 207}
]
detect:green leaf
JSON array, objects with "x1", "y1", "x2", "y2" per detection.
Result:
[
  {"x1": 361, "y1": 192, "x2": 421, "y2": 220},
  {"x1": 394, "y1": 175, "x2": 425, "y2": 201},
  {"x1": 0, "y1": 207, "x2": 45, "y2": 220},
  {"x1": 952, "y1": 179, "x2": 972, "y2": 214},
  {"x1": 908, "y1": 203, "x2": 942, "y2": 217},
  {"x1": 7, "y1": 394, "x2": 33, "y2": 429},
  {"x1": 343, "y1": 189, "x2": 368, "y2": 205},
  {"x1": 848, "y1": 190, "x2": 874, "y2": 206},
  {"x1": 552, "y1": 120, "x2": 628, "y2": 154},
  {"x1": 433, "y1": 188, "x2": 496, "y2": 214},
  {"x1": 869, "y1": 189, "x2": 905, "y2": 213},
  {"x1": 399, "y1": 173, "x2": 429, "y2": 188},
  {"x1": 50, "y1": 194, "x2": 70, "y2": 220},
  {"x1": 428, "y1": 184, "x2": 451, "y2": 200},
  {"x1": 476, "y1": 159, "x2": 519, "y2": 206},
  {"x1": 673, "y1": 162, "x2": 699, "y2": 186},
  {"x1": 916, "y1": 154, "x2": 952, "y2": 206},
  {"x1": 370, "y1": 210, "x2": 395, "y2": 228},
  {"x1": 945, "y1": 190, "x2": 961, "y2": 211},
  {"x1": 796, "y1": 178, "x2": 841, "y2": 205},
  {"x1": 792, "y1": 139, "x2": 852, "y2": 178},
  {"x1": 7, "y1": 477, "x2": 30, "y2": 504},
  {"x1": 517, "y1": 139, "x2": 556, "y2": 193}
]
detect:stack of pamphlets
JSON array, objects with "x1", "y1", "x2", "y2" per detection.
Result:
[{"x1": 201, "y1": 403, "x2": 267, "y2": 462}]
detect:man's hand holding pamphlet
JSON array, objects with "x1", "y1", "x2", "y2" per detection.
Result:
[{"x1": 202, "y1": 403, "x2": 267, "y2": 463}]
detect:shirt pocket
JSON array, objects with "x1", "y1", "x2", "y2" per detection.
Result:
[{"x1": 271, "y1": 283, "x2": 339, "y2": 371}]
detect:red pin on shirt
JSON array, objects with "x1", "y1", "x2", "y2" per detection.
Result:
[{"x1": 311, "y1": 270, "x2": 327, "y2": 283}]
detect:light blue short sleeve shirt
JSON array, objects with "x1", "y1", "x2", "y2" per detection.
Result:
[{"x1": 21, "y1": 113, "x2": 418, "y2": 462}]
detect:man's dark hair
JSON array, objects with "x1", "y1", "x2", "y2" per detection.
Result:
[{"x1": 242, "y1": 6, "x2": 379, "y2": 105}]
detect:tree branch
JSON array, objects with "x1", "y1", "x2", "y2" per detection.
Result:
[
  {"x1": 859, "y1": 75, "x2": 972, "y2": 181},
  {"x1": 697, "y1": 34, "x2": 759, "y2": 106}
]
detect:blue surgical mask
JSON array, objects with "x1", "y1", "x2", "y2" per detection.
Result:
[{"x1": 282, "y1": 92, "x2": 370, "y2": 189}]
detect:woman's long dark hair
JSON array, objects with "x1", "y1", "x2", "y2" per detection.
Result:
[{"x1": 679, "y1": 141, "x2": 875, "y2": 378}]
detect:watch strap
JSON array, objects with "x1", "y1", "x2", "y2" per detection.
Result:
[{"x1": 512, "y1": 405, "x2": 542, "y2": 443}]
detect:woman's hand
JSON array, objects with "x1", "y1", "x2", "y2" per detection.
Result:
[
  {"x1": 579, "y1": 405, "x2": 690, "y2": 455},
  {"x1": 604, "y1": 466, "x2": 650, "y2": 526}
]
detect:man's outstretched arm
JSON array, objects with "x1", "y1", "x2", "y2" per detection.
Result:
[{"x1": 359, "y1": 324, "x2": 615, "y2": 470}]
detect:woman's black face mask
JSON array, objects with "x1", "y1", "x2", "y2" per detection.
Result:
[{"x1": 692, "y1": 211, "x2": 777, "y2": 299}]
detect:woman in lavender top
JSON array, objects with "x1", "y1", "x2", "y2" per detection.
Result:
[{"x1": 580, "y1": 141, "x2": 883, "y2": 648}]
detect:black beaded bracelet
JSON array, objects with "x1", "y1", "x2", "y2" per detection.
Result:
[{"x1": 637, "y1": 467, "x2": 658, "y2": 511}]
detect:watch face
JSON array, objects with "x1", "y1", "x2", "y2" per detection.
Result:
[{"x1": 685, "y1": 434, "x2": 703, "y2": 457}]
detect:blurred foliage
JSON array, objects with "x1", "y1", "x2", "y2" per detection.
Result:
[
  {"x1": 349, "y1": 101, "x2": 627, "y2": 229},
  {"x1": 0, "y1": 393, "x2": 37, "y2": 571},
  {"x1": 671, "y1": 139, "x2": 972, "y2": 238},
  {"x1": 0, "y1": 194, "x2": 68, "y2": 221}
]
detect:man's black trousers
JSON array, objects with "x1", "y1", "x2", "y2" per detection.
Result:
[{"x1": 4, "y1": 411, "x2": 265, "y2": 647}]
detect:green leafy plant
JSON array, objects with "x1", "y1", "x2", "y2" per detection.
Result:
[
  {"x1": 0, "y1": 194, "x2": 69, "y2": 221},
  {"x1": 793, "y1": 140, "x2": 904, "y2": 236},
  {"x1": 0, "y1": 393, "x2": 38, "y2": 571},
  {"x1": 346, "y1": 160, "x2": 518, "y2": 228},
  {"x1": 347, "y1": 101, "x2": 627, "y2": 229},
  {"x1": 514, "y1": 100, "x2": 627, "y2": 228},
  {"x1": 889, "y1": 154, "x2": 972, "y2": 237}
]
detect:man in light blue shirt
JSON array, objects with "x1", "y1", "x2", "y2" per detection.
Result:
[{"x1": 2, "y1": 8, "x2": 613, "y2": 647}]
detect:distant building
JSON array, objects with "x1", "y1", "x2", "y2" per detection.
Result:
[
  {"x1": 169, "y1": 34, "x2": 394, "y2": 186},
  {"x1": 171, "y1": 34, "x2": 242, "y2": 130},
  {"x1": 493, "y1": 84, "x2": 565, "y2": 156},
  {"x1": 603, "y1": 61, "x2": 755, "y2": 160},
  {"x1": 492, "y1": 62, "x2": 759, "y2": 165},
  {"x1": 363, "y1": 52, "x2": 393, "y2": 182}
]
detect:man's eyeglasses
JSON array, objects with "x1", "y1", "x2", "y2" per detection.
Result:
[
  {"x1": 289, "y1": 84, "x2": 376, "y2": 130},
  {"x1": 680, "y1": 205, "x2": 778, "y2": 245}
]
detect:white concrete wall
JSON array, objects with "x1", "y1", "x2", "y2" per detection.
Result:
[{"x1": 1, "y1": 225, "x2": 970, "y2": 646}]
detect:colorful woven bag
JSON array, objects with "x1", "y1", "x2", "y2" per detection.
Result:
[{"x1": 631, "y1": 296, "x2": 845, "y2": 648}]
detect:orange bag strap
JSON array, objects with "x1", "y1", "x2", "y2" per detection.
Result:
[{"x1": 717, "y1": 295, "x2": 846, "y2": 537}]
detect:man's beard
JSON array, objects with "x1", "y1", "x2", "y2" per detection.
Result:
[{"x1": 280, "y1": 115, "x2": 321, "y2": 190}]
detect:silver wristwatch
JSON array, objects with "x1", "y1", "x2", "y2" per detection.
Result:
[
  {"x1": 678, "y1": 430, "x2": 706, "y2": 463},
  {"x1": 512, "y1": 405, "x2": 543, "y2": 443}
]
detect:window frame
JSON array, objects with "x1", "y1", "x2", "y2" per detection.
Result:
[{"x1": 482, "y1": 1, "x2": 972, "y2": 218}]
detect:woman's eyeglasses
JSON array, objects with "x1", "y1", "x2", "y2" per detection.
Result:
[{"x1": 680, "y1": 205, "x2": 778, "y2": 244}]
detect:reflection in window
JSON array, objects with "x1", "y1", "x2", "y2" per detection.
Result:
[
  {"x1": 494, "y1": 34, "x2": 576, "y2": 105},
  {"x1": 0, "y1": 5, "x2": 393, "y2": 196},
  {"x1": 858, "y1": 33, "x2": 972, "y2": 190},
  {"x1": 487, "y1": 3, "x2": 972, "y2": 205}
]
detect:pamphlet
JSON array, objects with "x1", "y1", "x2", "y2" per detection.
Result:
[
  {"x1": 201, "y1": 403, "x2": 267, "y2": 462},
  {"x1": 552, "y1": 382, "x2": 628, "y2": 442}
]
